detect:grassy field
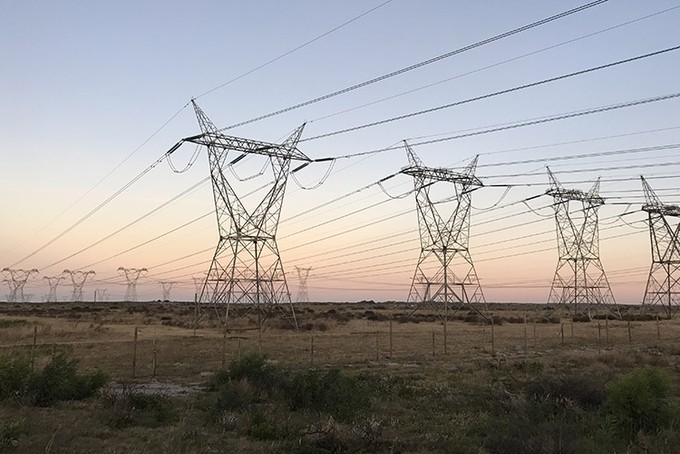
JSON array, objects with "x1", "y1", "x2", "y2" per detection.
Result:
[{"x1": 1, "y1": 301, "x2": 679, "y2": 453}]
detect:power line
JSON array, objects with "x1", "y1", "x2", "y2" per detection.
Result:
[
  {"x1": 302, "y1": 45, "x2": 680, "y2": 142},
  {"x1": 216, "y1": 0, "x2": 608, "y2": 131},
  {"x1": 193, "y1": 0, "x2": 394, "y2": 99}
]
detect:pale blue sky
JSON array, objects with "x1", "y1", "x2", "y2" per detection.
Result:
[{"x1": 2, "y1": 1, "x2": 679, "y2": 302}]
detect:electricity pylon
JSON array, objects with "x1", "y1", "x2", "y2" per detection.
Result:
[
  {"x1": 641, "y1": 176, "x2": 680, "y2": 317},
  {"x1": 43, "y1": 275, "x2": 65, "y2": 303},
  {"x1": 173, "y1": 100, "x2": 309, "y2": 329},
  {"x1": 63, "y1": 269, "x2": 95, "y2": 302},
  {"x1": 402, "y1": 142, "x2": 485, "y2": 317},
  {"x1": 160, "y1": 281, "x2": 176, "y2": 301},
  {"x1": 295, "y1": 266, "x2": 312, "y2": 303},
  {"x1": 117, "y1": 267, "x2": 148, "y2": 302},
  {"x1": 95, "y1": 288, "x2": 109, "y2": 303},
  {"x1": 546, "y1": 167, "x2": 618, "y2": 319},
  {"x1": 1, "y1": 268, "x2": 39, "y2": 303}
]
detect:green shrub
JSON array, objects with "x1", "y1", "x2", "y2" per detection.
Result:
[
  {"x1": 228, "y1": 353, "x2": 284, "y2": 396},
  {"x1": 605, "y1": 367, "x2": 675, "y2": 440},
  {"x1": 101, "y1": 387, "x2": 178, "y2": 429},
  {"x1": 527, "y1": 375, "x2": 606, "y2": 410},
  {"x1": 208, "y1": 381, "x2": 255, "y2": 422},
  {"x1": 0, "y1": 418, "x2": 27, "y2": 450},
  {"x1": 247, "y1": 408, "x2": 278, "y2": 440},
  {"x1": 30, "y1": 354, "x2": 108, "y2": 406},
  {"x1": 286, "y1": 368, "x2": 369, "y2": 422},
  {"x1": 0, "y1": 356, "x2": 31, "y2": 401}
]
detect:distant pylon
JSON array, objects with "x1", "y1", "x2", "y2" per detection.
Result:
[
  {"x1": 43, "y1": 275, "x2": 65, "y2": 303},
  {"x1": 95, "y1": 288, "x2": 109, "y2": 303},
  {"x1": 117, "y1": 267, "x2": 148, "y2": 302},
  {"x1": 174, "y1": 100, "x2": 308, "y2": 329},
  {"x1": 641, "y1": 176, "x2": 680, "y2": 317},
  {"x1": 63, "y1": 269, "x2": 95, "y2": 302},
  {"x1": 546, "y1": 167, "x2": 618, "y2": 319},
  {"x1": 1, "y1": 268, "x2": 39, "y2": 303},
  {"x1": 402, "y1": 142, "x2": 485, "y2": 316},
  {"x1": 160, "y1": 281, "x2": 176, "y2": 301},
  {"x1": 295, "y1": 267, "x2": 312, "y2": 303}
]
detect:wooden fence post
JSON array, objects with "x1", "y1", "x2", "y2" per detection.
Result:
[
  {"x1": 389, "y1": 319, "x2": 393, "y2": 359},
  {"x1": 152, "y1": 338, "x2": 157, "y2": 377},
  {"x1": 560, "y1": 323, "x2": 564, "y2": 345},
  {"x1": 30, "y1": 325, "x2": 38, "y2": 372},
  {"x1": 656, "y1": 315, "x2": 661, "y2": 340},
  {"x1": 523, "y1": 315, "x2": 528, "y2": 349},
  {"x1": 132, "y1": 327, "x2": 138, "y2": 378},
  {"x1": 375, "y1": 330, "x2": 379, "y2": 361},
  {"x1": 490, "y1": 316, "x2": 495, "y2": 356},
  {"x1": 605, "y1": 317, "x2": 609, "y2": 345},
  {"x1": 627, "y1": 319, "x2": 632, "y2": 343},
  {"x1": 221, "y1": 325, "x2": 227, "y2": 368},
  {"x1": 431, "y1": 331, "x2": 435, "y2": 356},
  {"x1": 310, "y1": 333, "x2": 314, "y2": 367}
]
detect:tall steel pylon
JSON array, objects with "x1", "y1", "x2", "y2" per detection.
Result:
[
  {"x1": 117, "y1": 267, "x2": 148, "y2": 302},
  {"x1": 546, "y1": 167, "x2": 618, "y2": 319},
  {"x1": 95, "y1": 288, "x2": 109, "y2": 303},
  {"x1": 2, "y1": 268, "x2": 39, "y2": 303},
  {"x1": 295, "y1": 266, "x2": 312, "y2": 303},
  {"x1": 43, "y1": 275, "x2": 65, "y2": 303},
  {"x1": 160, "y1": 281, "x2": 175, "y2": 301},
  {"x1": 63, "y1": 269, "x2": 95, "y2": 302},
  {"x1": 178, "y1": 101, "x2": 309, "y2": 329},
  {"x1": 641, "y1": 176, "x2": 680, "y2": 317},
  {"x1": 402, "y1": 142, "x2": 485, "y2": 316}
]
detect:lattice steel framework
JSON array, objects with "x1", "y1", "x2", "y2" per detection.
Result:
[
  {"x1": 117, "y1": 267, "x2": 148, "y2": 302},
  {"x1": 179, "y1": 101, "x2": 309, "y2": 329},
  {"x1": 402, "y1": 142, "x2": 485, "y2": 315},
  {"x1": 160, "y1": 281, "x2": 176, "y2": 301},
  {"x1": 43, "y1": 275, "x2": 65, "y2": 303},
  {"x1": 546, "y1": 168, "x2": 618, "y2": 318},
  {"x1": 641, "y1": 176, "x2": 680, "y2": 317},
  {"x1": 63, "y1": 269, "x2": 95, "y2": 302},
  {"x1": 2, "y1": 268, "x2": 38, "y2": 303},
  {"x1": 295, "y1": 266, "x2": 312, "y2": 303}
]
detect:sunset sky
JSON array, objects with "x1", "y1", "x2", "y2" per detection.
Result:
[{"x1": 2, "y1": 0, "x2": 679, "y2": 304}]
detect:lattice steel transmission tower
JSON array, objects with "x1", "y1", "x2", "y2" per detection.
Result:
[
  {"x1": 295, "y1": 266, "x2": 312, "y2": 303},
  {"x1": 546, "y1": 168, "x2": 618, "y2": 319},
  {"x1": 641, "y1": 176, "x2": 680, "y2": 317},
  {"x1": 63, "y1": 270, "x2": 95, "y2": 302},
  {"x1": 1, "y1": 268, "x2": 39, "y2": 303},
  {"x1": 402, "y1": 142, "x2": 485, "y2": 316},
  {"x1": 117, "y1": 267, "x2": 148, "y2": 302},
  {"x1": 95, "y1": 288, "x2": 109, "y2": 303},
  {"x1": 43, "y1": 275, "x2": 65, "y2": 303},
  {"x1": 160, "y1": 281, "x2": 176, "y2": 301},
  {"x1": 174, "y1": 101, "x2": 308, "y2": 329}
]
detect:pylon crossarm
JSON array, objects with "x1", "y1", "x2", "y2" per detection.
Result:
[
  {"x1": 185, "y1": 133, "x2": 310, "y2": 162},
  {"x1": 402, "y1": 166, "x2": 483, "y2": 187}
]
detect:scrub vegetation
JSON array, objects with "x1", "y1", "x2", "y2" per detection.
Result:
[{"x1": 1, "y1": 301, "x2": 680, "y2": 452}]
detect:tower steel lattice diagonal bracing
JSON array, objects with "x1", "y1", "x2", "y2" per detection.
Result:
[
  {"x1": 295, "y1": 266, "x2": 312, "y2": 303},
  {"x1": 63, "y1": 270, "x2": 95, "y2": 302},
  {"x1": 546, "y1": 167, "x2": 619, "y2": 319},
  {"x1": 160, "y1": 281, "x2": 176, "y2": 301},
  {"x1": 181, "y1": 101, "x2": 309, "y2": 329},
  {"x1": 402, "y1": 141, "x2": 486, "y2": 317},
  {"x1": 641, "y1": 176, "x2": 680, "y2": 318},
  {"x1": 2, "y1": 268, "x2": 39, "y2": 303},
  {"x1": 117, "y1": 267, "x2": 148, "y2": 302},
  {"x1": 43, "y1": 275, "x2": 64, "y2": 303}
]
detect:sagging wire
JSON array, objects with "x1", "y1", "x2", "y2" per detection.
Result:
[
  {"x1": 618, "y1": 208, "x2": 648, "y2": 230},
  {"x1": 471, "y1": 186, "x2": 512, "y2": 211},
  {"x1": 522, "y1": 195, "x2": 553, "y2": 218},
  {"x1": 290, "y1": 158, "x2": 336, "y2": 190},
  {"x1": 167, "y1": 143, "x2": 202, "y2": 173},
  {"x1": 228, "y1": 155, "x2": 268, "y2": 182},
  {"x1": 376, "y1": 174, "x2": 413, "y2": 200}
]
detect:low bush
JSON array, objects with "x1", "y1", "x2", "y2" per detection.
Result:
[
  {"x1": 605, "y1": 367, "x2": 675, "y2": 440},
  {"x1": 286, "y1": 368, "x2": 369, "y2": 422},
  {"x1": 0, "y1": 353, "x2": 107, "y2": 406},
  {"x1": 101, "y1": 386, "x2": 178, "y2": 429},
  {"x1": 228, "y1": 353, "x2": 285, "y2": 396},
  {"x1": 0, "y1": 418, "x2": 27, "y2": 450}
]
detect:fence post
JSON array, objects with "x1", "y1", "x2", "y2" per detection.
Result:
[
  {"x1": 523, "y1": 314, "x2": 528, "y2": 349},
  {"x1": 30, "y1": 325, "x2": 37, "y2": 372},
  {"x1": 431, "y1": 331, "x2": 435, "y2": 356},
  {"x1": 443, "y1": 318, "x2": 448, "y2": 355},
  {"x1": 389, "y1": 319, "x2": 393, "y2": 359},
  {"x1": 375, "y1": 330, "x2": 379, "y2": 361},
  {"x1": 132, "y1": 327, "x2": 138, "y2": 378},
  {"x1": 560, "y1": 323, "x2": 564, "y2": 345},
  {"x1": 221, "y1": 325, "x2": 227, "y2": 368},
  {"x1": 605, "y1": 317, "x2": 609, "y2": 345},
  {"x1": 237, "y1": 337, "x2": 242, "y2": 359},
  {"x1": 656, "y1": 315, "x2": 661, "y2": 340},
  {"x1": 258, "y1": 325, "x2": 262, "y2": 354},
  {"x1": 627, "y1": 319, "x2": 632, "y2": 343},
  {"x1": 310, "y1": 333, "x2": 314, "y2": 367},
  {"x1": 152, "y1": 338, "x2": 157, "y2": 377},
  {"x1": 490, "y1": 316, "x2": 495, "y2": 356},
  {"x1": 570, "y1": 320, "x2": 574, "y2": 344}
]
